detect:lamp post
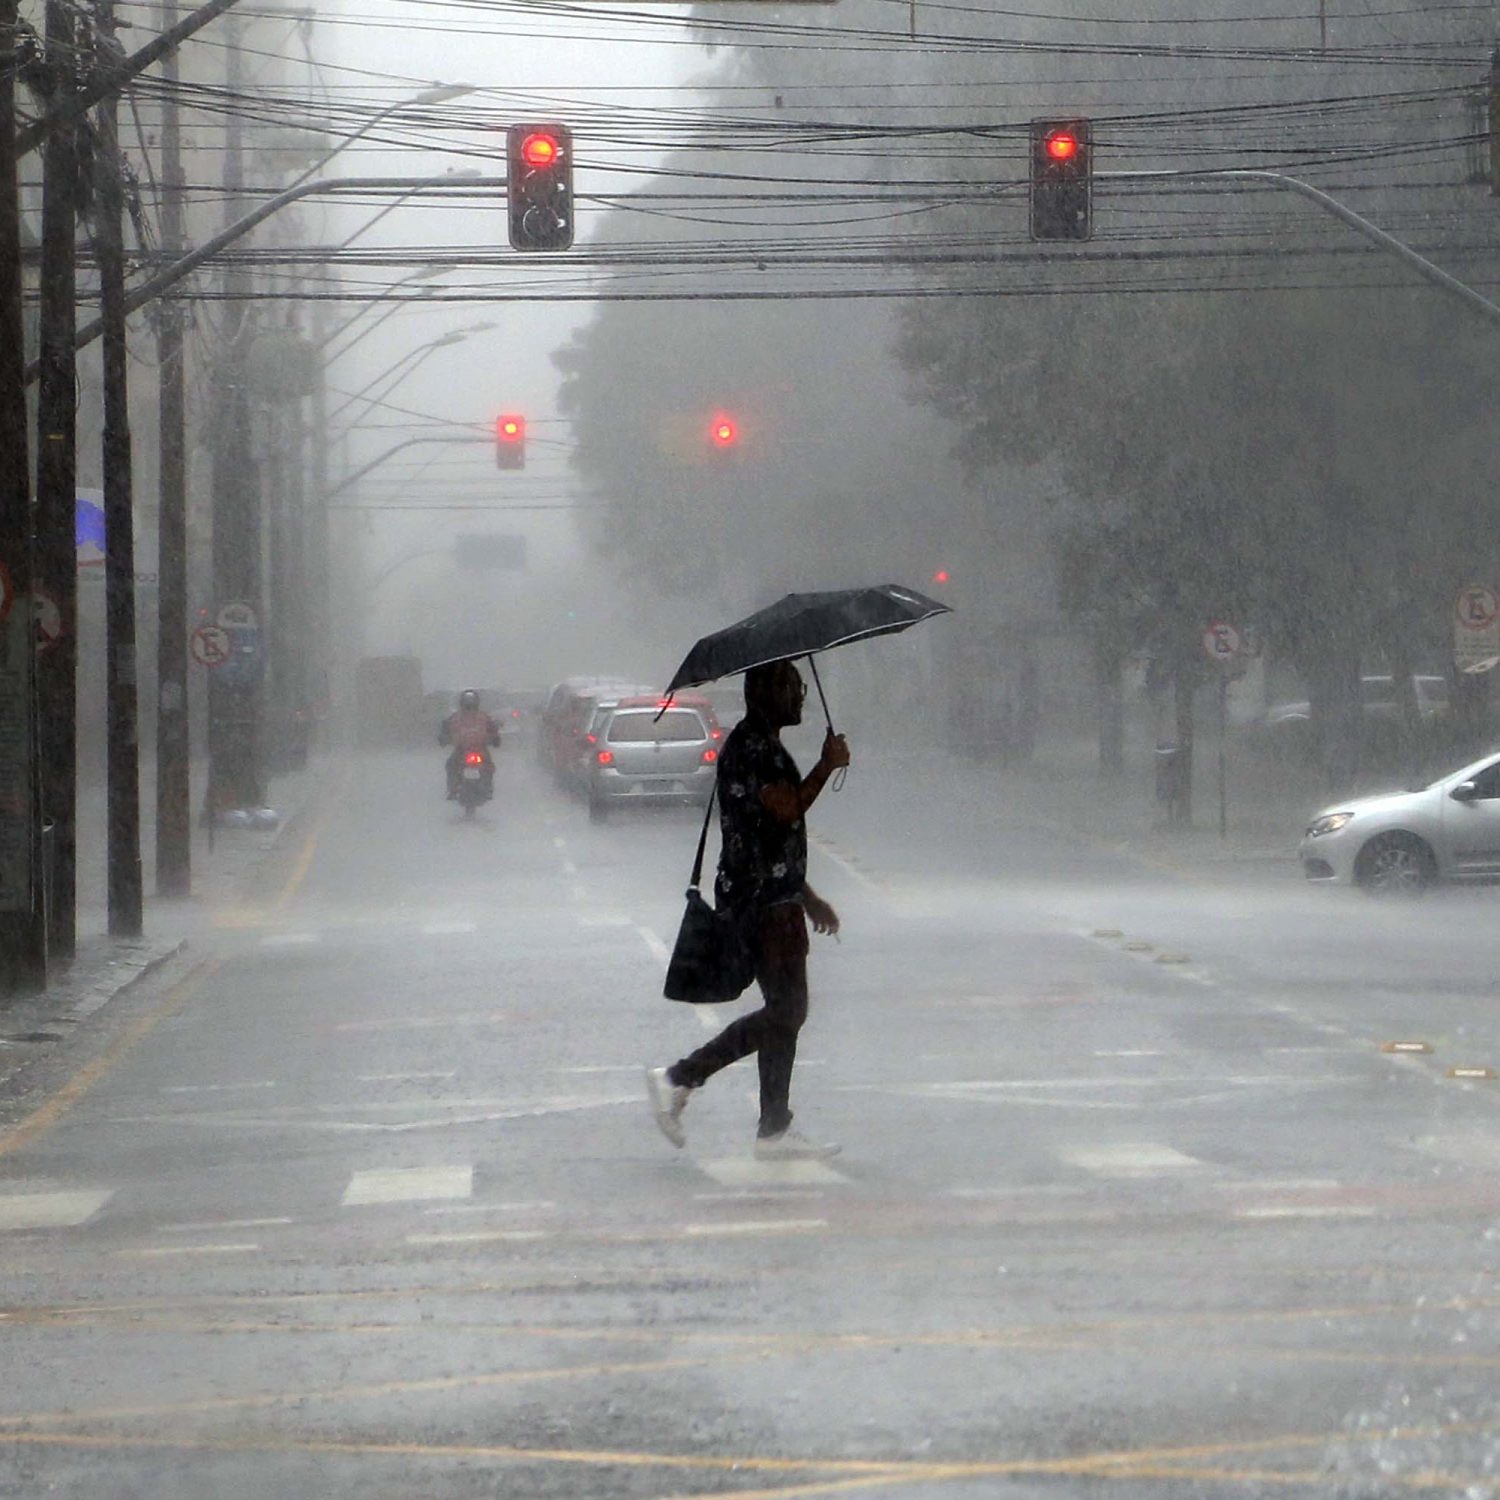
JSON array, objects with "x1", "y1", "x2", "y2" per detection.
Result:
[
  {"x1": 204, "y1": 82, "x2": 472, "y2": 821},
  {"x1": 327, "y1": 323, "x2": 496, "y2": 427}
]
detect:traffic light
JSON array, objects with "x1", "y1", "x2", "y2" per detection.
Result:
[
  {"x1": 932, "y1": 569, "x2": 951, "y2": 586},
  {"x1": 708, "y1": 412, "x2": 738, "y2": 453},
  {"x1": 495, "y1": 413, "x2": 525, "y2": 470},
  {"x1": 507, "y1": 123, "x2": 574, "y2": 251},
  {"x1": 1029, "y1": 118, "x2": 1091, "y2": 242}
]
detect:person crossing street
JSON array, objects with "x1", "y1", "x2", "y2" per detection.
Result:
[{"x1": 647, "y1": 659, "x2": 850, "y2": 1160}]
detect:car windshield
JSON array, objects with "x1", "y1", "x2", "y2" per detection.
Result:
[{"x1": 606, "y1": 710, "x2": 704, "y2": 743}]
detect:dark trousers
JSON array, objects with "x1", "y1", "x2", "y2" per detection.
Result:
[{"x1": 669, "y1": 902, "x2": 810, "y2": 1138}]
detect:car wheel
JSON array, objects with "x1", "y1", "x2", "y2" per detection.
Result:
[{"x1": 1354, "y1": 831, "x2": 1436, "y2": 896}]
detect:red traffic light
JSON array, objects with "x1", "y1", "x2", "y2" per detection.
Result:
[
  {"x1": 497, "y1": 414, "x2": 525, "y2": 443},
  {"x1": 932, "y1": 569, "x2": 950, "y2": 585},
  {"x1": 1044, "y1": 130, "x2": 1079, "y2": 162},
  {"x1": 521, "y1": 132, "x2": 559, "y2": 169},
  {"x1": 709, "y1": 414, "x2": 738, "y2": 448}
]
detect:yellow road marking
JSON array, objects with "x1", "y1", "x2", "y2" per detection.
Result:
[
  {"x1": 0, "y1": 767, "x2": 344, "y2": 1157},
  {"x1": 0, "y1": 957, "x2": 222, "y2": 1159},
  {"x1": 0, "y1": 1353, "x2": 773, "y2": 1429}
]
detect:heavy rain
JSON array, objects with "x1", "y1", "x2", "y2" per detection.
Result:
[{"x1": 3, "y1": 0, "x2": 1500, "y2": 1494}]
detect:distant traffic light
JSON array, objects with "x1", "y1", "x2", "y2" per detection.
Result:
[
  {"x1": 1029, "y1": 117, "x2": 1092, "y2": 242},
  {"x1": 495, "y1": 413, "x2": 526, "y2": 470},
  {"x1": 708, "y1": 413, "x2": 738, "y2": 452},
  {"x1": 507, "y1": 123, "x2": 574, "y2": 251},
  {"x1": 932, "y1": 569, "x2": 950, "y2": 586}
]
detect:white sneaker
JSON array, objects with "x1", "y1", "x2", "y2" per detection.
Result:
[
  {"x1": 754, "y1": 1128, "x2": 840, "y2": 1162},
  {"x1": 646, "y1": 1066, "x2": 690, "y2": 1149}
]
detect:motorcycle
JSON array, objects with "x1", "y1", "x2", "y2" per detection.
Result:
[{"x1": 455, "y1": 748, "x2": 495, "y2": 818}]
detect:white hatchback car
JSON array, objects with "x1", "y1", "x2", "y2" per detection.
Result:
[{"x1": 1300, "y1": 749, "x2": 1500, "y2": 893}]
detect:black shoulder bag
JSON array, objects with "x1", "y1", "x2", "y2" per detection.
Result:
[{"x1": 662, "y1": 786, "x2": 756, "y2": 1005}]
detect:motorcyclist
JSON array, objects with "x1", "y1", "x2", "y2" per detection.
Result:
[{"x1": 439, "y1": 689, "x2": 501, "y2": 799}]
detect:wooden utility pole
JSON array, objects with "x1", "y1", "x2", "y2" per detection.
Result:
[
  {"x1": 35, "y1": 0, "x2": 80, "y2": 957},
  {"x1": 0, "y1": 0, "x2": 47, "y2": 991},
  {"x1": 154, "y1": 0, "x2": 190, "y2": 896},
  {"x1": 94, "y1": 1, "x2": 143, "y2": 936}
]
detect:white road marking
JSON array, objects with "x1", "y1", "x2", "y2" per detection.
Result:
[
  {"x1": 555, "y1": 1064, "x2": 639, "y2": 1075},
  {"x1": 560, "y1": 859, "x2": 579, "y2": 877},
  {"x1": 693, "y1": 1189, "x2": 826, "y2": 1202},
  {"x1": 420, "y1": 921, "x2": 478, "y2": 936},
  {"x1": 552, "y1": 837, "x2": 567, "y2": 850},
  {"x1": 406, "y1": 1229, "x2": 552, "y2": 1247},
  {"x1": 807, "y1": 835, "x2": 878, "y2": 891},
  {"x1": 683, "y1": 1218, "x2": 828, "y2": 1237},
  {"x1": 259, "y1": 933, "x2": 319, "y2": 948},
  {"x1": 1234, "y1": 1206, "x2": 1377, "y2": 1221},
  {"x1": 421, "y1": 1200, "x2": 556, "y2": 1216},
  {"x1": 0, "y1": 1189, "x2": 113, "y2": 1231},
  {"x1": 577, "y1": 916, "x2": 633, "y2": 929},
  {"x1": 1061, "y1": 1143, "x2": 1206, "y2": 1177},
  {"x1": 635, "y1": 925, "x2": 671, "y2": 964},
  {"x1": 357, "y1": 1071, "x2": 459, "y2": 1083},
  {"x1": 161, "y1": 1081, "x2": 276, "y2": 1095},
  {"x1": 696, "y1": 1157, "x2": 848, "y2": 1188},
  {"x1": 118, "y1": 1242, "x2": 260, "y2": 1258},
  {"x1": 334, "y1": 1013, "x2": 509, "y2": 1033},
  {"x1": 161, "y1": 1217, "x2": 293, "y2": 1233},
  {"x1": 342, "y1": 1166, "x2": 474, "y2": 1207},
  {"x1": 693, "y1": 1005, "x2": 720, "y2": 1033},
  {"x1": 1093, "y1": 1050, "x2": 1163, "y2": 1058},
  {"x1": 947, "y1": 1184, "x2": 1087, "y2": 1200},
  {"x1": 1219, "y1": 1179, "x2": 1341, "y2": 1193}
]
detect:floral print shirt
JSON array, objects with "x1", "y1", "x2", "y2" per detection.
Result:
[{"x1": 714, "y1": 711, "x2": 806, "y2": 912}]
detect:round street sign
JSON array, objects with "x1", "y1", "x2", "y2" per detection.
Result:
[
  {"x1": 190, "y1": 624, "x2": 231, "y2": 668},
  {"x1": 1202, "y1": 620, "x2": 1242, "y2": 664},
  {"x1": 217, "y1": 601, "x2": 258, "y2": 631},
  {"x1": 1455, "y1": 584, "x2": 1500, "y2": 631}
]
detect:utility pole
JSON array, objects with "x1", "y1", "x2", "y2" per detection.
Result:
[
  {"x1": 35, "y1": 0, "x2": 79, "y2": 957},
  {"x1": 0, "y1": 0, "x2": 47, "y2": 991},
  {"x1": 94, "y1": 0, "x2": 143, "y2": 936},
  {"x1": 154, "y1": 0, "x2": 190, "y2": 895},
  {"x1": 206, "y1": 14, "x2": 264, "y2": 819}
]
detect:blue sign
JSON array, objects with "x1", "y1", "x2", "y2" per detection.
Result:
[{"x1": 76, "y1": 497, "x2": 106, "y2": 558}]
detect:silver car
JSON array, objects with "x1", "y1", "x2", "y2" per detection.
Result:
[
  {"x1": 1299, "y1": 749, "x2": 1500, "y2": 893},
  {"x1": 584, "y1": 696, "x2": 722, "y2": 822}
]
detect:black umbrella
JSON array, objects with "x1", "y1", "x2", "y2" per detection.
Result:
[{"x1": 664, "y1": 584, "x2": 953, "y2": 731}]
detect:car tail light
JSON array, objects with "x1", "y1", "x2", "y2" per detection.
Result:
[
  {"x1": 701, "y1": 748, "x2": 718, "y2": 764},
  {"x1": 597, "y1": 750, "x2": 614, "y2": 766},
  {"x1": 710, "y1": 728, "x2": 723, "y2": 741},
  {"x1": 464, "y1": 751, "x2": 484, "y2": 766},
  {"x1": 585, "y1": 733, "x2": 597, "y2": 744}
]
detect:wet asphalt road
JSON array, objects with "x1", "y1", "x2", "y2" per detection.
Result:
[{"x1": 3, "y1": 744, "x2": 1500, "y2": 1498}]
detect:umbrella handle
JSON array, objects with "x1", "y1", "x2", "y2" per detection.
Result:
[{"x1": 807, "y1": 656, "x2": 848, "y2": 791}]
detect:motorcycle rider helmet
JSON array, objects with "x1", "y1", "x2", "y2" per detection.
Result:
[{"x1": 458, "y1": 689, "x2": 480, "y2": 711}]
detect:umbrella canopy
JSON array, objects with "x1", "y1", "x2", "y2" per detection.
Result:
[{"x1": 664, "y1": 585, "x2": 953, "y2": 699}]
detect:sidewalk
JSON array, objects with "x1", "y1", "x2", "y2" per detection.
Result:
[
  {"x1": 868, "y1": 731, "x2": 1407, "y2": 885},
  {"x1": 0, "y1": 753, "x2": 333, "y2": 1083}
]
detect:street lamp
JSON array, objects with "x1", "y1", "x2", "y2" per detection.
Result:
[
  {"x1": 327, "y1": 322, "x2": 497, "y2": 426},
  {"x1": 283, "y1": 83, "x2": 477, "y2": 194}
]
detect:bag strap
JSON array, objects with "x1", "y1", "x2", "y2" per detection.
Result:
[{"x1": 688, "y1": 780, "x2": 717, "y2": 891}]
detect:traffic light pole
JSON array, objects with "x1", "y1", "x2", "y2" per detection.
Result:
[
  {"x1": 34, "y1": 0, "x2": 80, "y2": 956},
  {"x1": 1102, "y1": 168, "x2": 1500, "y2": 331},
  {"x1": 154, "y1": 0, "x2": 190, "y2": 894},
  {"x1": 0, "y1": 0, "x2": 47, "y2": 993}
]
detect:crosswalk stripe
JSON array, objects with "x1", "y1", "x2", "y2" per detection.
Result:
[
  {"x1": 1059, "y1": 1143, "x2": 1206, "y2": 1177},
  {"x1": 341, "y1": 1166, "x2": 473, "y2": 1207},
  {"x1": 696, "y1": 1157, "x2": 848, "y2": 1188},
  {"x1": 0, "y1": 1189, "x2": 113, "y2": 1231}
]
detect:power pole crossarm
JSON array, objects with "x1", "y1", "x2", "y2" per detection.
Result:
[
  {"x1": 32, "y1": 175, "x2": 504, "y2": 374},
  {"x1": 15, "y1": 0, "x2": 245, "y2": 159},
  {"x1": 1103, "y1": 168, "x2": 1500, "y2": 330}
]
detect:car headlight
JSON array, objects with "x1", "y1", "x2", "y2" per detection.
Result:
[{"x1": 1307, "y1": 812, "x2": 1354, "y2": 837}]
